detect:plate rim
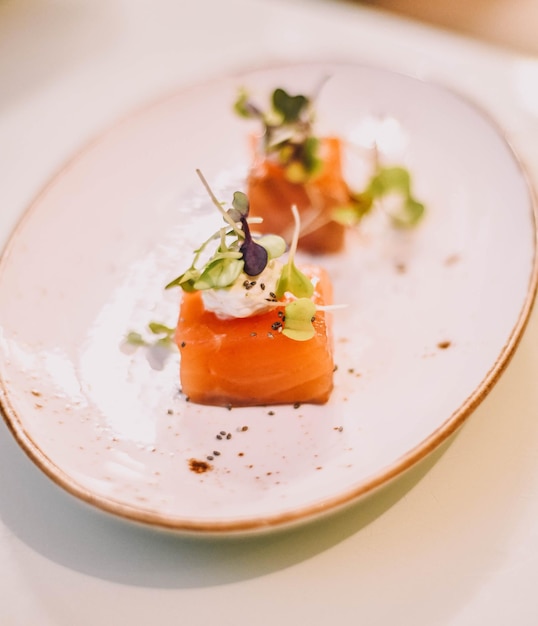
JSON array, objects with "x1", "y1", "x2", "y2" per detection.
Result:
[{"x1": 1, "y1": 60, "x2": 537, "y2": 535}]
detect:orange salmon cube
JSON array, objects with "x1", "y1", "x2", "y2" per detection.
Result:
[
  {"x1": 175, "y1": 266, "x2": 334, "y2": 407},
  {"x1": 247, "y1": 137, "x2": 351, "y2": 254}
]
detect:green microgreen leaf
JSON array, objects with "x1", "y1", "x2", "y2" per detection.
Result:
[
  {"x1": 272, "y1": 88, "x2": 310, "y2": 123},
  {"x1": 193, "y1": 257, "x2": 244, "y2": 290},
  {"x1": 125, "y1": 320, "x2": 177, "y2": 351},
  {"x1": 302, "y1": 136, "x2": 321, "y2": 174},
  {"x1": 276, "y1": 263, "x2": 314, "y2": 299},
  {"x1": 165, "y1": 266, "x2": 201, "y2": 291},
  {"x1": 389, "y1": 197, "x2": 426, "y2": 228},
  {"x1": 257, "y1": 234, "x2": 287, "y2": 259},
  {"x1": 148, "y1": 322, "x2": 176, "y2": 336},
  {"x1": 227, "y1": 191, "x2": 250, "y2": 222},
  {"x1": 275, "y1": 205, "x2": 314, "y2": 299},
  {"x1": 332, "y1": 192, "x2": 374, "y2": 227},
  {"x1": 367, "y1": 166, "x2": 425, "y2": 229},
  {"x1": 331, "y1": 206, "x2": 361, "y2": 227},
  {"x1": 332, "y1": 165, "x2": 425, "y2": 229},
  {"x1": 125, "y1": 331, "x2": 147, "y2": 347},
  {"x1": 368, "y1": 166, "x2": 411, "y2": 196},
  {"x1": 284, "y1": 161, "x2": 309, "y2": 184},
  {"x1": 282, "y1": 298, "x2": 317, "y2": 341},
  {"x1": 233, "y1": 88, "x2": 261, "y2": 119},
  {"x1": 209, "y1": 250, "x2": 243, "y2": 262}
]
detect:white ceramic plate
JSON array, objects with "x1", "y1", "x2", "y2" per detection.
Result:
[{"x1": 0, "y1": 62, "x2": 536, "y2": 534}]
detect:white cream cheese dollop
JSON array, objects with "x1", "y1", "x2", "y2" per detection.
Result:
[{"x1": 201, "y1": 259, "x2": 284, "y2": 319}]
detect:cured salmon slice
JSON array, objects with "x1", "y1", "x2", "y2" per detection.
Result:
[
  {"x1": 247, "y1": 137, "x2": 351, "y2": 254},
  {"x1": 175, "y1": 266, "x2": 334, "y2": 407}
]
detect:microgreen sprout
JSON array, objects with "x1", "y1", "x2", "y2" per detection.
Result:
[
  {"x1": 234, "y1": 86, "x2": 322, "y2": 182},
  {"x1": 275, "y1": 205, "x2": 314, "y2": 299},
  {"x1": 256, "y1": 234, "x2": 286, "y2": 259},
  {"x1": 123, "y1": 321, "x2": 177, "y2": 371},
  {"x1": 282, "y1": 298, "x2": 317, "y2": 341},
  {"x1": 370, "y1": 166, "x2": 425, "y2": 227},
  {"x1": 280, "y1": 296, "x2": 347, "y2": 342},
  {"x1": 166, "y1": 170, "x2": 287, "y2": 292},
  {"x1": 332, "y1": 165, "x2": 425, "y2": 228},
  {"x1": 196, "y1": 169, "x2": 245, "y2": 237},
  {"x1": 236, "y1": 85, "x2": 425, "y2": 229},
  {"x1": 164, "y1": 173, "x2": 343, "y2": 343},
  {"x1": 125, "y1": 321, "x2": 176, "y2": 348}
]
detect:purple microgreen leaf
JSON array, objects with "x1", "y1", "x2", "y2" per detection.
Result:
[{"x1": 239, "y1": 216, "x2": 268, "y2": 276}]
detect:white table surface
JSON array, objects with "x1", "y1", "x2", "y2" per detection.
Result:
[{"x1": 2, "y1": 0, "x2": 538, "y2": 624}]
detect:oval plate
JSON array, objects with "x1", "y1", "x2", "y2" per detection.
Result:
[{"x1": 0, "y1": 62, "x2": 536, "y2": 534}]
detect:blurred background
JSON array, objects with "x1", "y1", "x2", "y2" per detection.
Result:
[{"x1": 359, "y1": 0, "x2": 538, "y2": 54}]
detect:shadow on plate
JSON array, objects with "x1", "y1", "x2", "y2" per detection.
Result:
[{"x1": 0, "y1": 415, "x2": 455, "y2": 589}]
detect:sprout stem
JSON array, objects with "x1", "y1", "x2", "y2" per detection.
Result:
[
  {"x1": 288, "y1": 204, "x2": 301, "y2": 266},
  {"x1": 196, "y1": 169, "x2": 244, "y2": 238}
]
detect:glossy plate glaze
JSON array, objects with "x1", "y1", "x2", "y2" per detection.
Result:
[{"x1": 0, "y1": 62, "x2": 536, "y2": 534}]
